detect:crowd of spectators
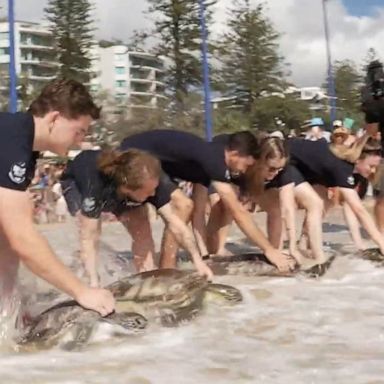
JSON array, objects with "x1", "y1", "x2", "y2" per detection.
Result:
[{"x1": 29, "y1": 161, "x2": 68, "y2": 224}]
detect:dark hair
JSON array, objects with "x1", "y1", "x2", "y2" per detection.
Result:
[
  {"x1": 29, "y1": 78, "x2": 100, "y2": 120},
  {"x1": 98, "y1": 149, "x2": 161, "y2": 190},
  {"x1": 226, "y1": 131, "x2": 258, "y2": 157}
]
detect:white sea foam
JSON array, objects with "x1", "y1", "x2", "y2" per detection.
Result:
[{"x1": 1, "y1": 215, "x2": 383, "y2": 383}]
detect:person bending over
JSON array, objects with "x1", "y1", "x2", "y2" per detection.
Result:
[
  {"x1": 61, "y1": 148, "x2": 212, "y2": 287},
  {"x1": 119, "y1": 129, "x2": 295, "y2": 272}
]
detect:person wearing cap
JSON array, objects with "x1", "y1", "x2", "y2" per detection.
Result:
[
  {"x1": 331, "y1": 126, "x2": 349, "y2": 146},
  {"x1": 269, "y1": 131, "x2": 285, "y2": 140},
  {"x1": 304, "y1": 117, "x2": 330, "y2": 142}
]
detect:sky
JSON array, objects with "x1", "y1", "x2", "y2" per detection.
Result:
[
  {"x1": 1, "y1": 0, "x2": 384, "y2": 87},
  {"x1": 342, "y1": 0, "x2": 384, "y2": 16}
]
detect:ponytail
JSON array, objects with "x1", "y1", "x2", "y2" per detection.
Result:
[
  {"x1": 98, "y1": 150, "x2": 121, "y2": 177},
  {"x1": 98, "y1": 149, "x2": 161, "y2": 190}
]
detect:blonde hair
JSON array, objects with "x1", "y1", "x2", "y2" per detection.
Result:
[
  {"x1": 98, "y1": 149, "x2": 161, "y2": 190},
  {"x1": 244, "y1": 137, "x2": 288, "y2": 200},
  {"x1": 329, "y1": 134, "x2": 379, "y2": 163}
]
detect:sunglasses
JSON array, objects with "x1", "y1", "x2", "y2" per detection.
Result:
[{"x1": 267, "y1": 165, "x2": 285, "y2": 173}]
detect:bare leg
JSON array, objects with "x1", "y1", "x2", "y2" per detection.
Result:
[
  {"x1": 0, "y1": 238, "x2": 21, "y2": 343},
  {"x1": 342, "y1": 202, "x2": 365, "y2": 250},
  {"x1": 294, "y1": 183, "x2": 326, "y2": 263},
  {"x1": 206, "y1": 193, "x2": 233, "y2": 255},
  {"x1": 159, "y1": 189, "x2": 194, "y2": 269},
  {"x1": 259, "y1": 189, "x2": 283, "y2": 249},
  {"x1": 120, "y1": 205, "x2": 155, "y2": 272},
  {"x1": 374, "y1": 197, "x2": 384, "y2": 234}
]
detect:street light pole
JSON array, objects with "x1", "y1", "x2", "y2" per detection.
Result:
[
  {"x1": 198, "y1": 0, "x2": 213, "y2": 142},
  {"x1": 322, "y1": 0, "x2": 336, "y2": 126},
  {"x1": 8, "y1": 0, "x2": 18, "y2": 112}
]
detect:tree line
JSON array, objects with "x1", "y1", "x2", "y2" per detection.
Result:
[{"x1": 0, "y1": 0, "x2": 380, "y2": 139}]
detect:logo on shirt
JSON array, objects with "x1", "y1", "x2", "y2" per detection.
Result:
[
  {"x1": 82, "y1": 197, "x2": 96, "y2": 212},
  {"x1": 347, "y1": 175, "x2": 355, "y2": 186},
  {"x1": 8, "y1": 162, "x2": 27, "y2": 184},
  {"x1": 124, "y1": 200, "x2": 142, "y2": 208}
]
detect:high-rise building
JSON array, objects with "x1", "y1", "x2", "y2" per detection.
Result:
[
  {"x1": 90, "y1": 44, "x2": 166, "y2": 110},
  {"x1": 0, "y1": 20, "x2": 58, "y2": 92}
]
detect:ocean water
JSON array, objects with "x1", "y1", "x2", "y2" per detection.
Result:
[{"x1": 0, "y1": 212, "x2": 383, "y2": 384}]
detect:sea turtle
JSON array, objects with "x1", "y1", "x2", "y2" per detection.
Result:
[
  {"x1": 359, "y1": 248, "x2": 384, "y2": 264},
  {"x1": 18, "y1": 301, "x2": 147, "y2": 351},
  {"x1": 19, "y1": 269, "x2": 241, "y2": 350},
  {"x1": 202, "y1": 252, "x2": 336, "y2": 278},
  {"x1": 106, "y1": 269, "x2": 242, "y2": 326}
]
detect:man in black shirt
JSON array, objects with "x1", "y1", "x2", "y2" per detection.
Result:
[
  {"x1": 120, "y1": 130, "x2": 295, "y2": 272},
  {"x1": 0, "y1": 79, "x2": 115, "y2": 337},
  {"x1": 363, "y1": 96, "x2": 384, "y2": 233}
]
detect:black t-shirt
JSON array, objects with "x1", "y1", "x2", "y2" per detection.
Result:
[
  {"x1": 266, "y1": 164, "x2": 305, "y2": 189},
  {"x1": 267, "y1": 139, "x2": 356, "y2": 189},
  {"x1": 120, "y1": 130, "x2": 232, "y2": 187},
  {"x1": 61, "y1": 150, "x2": 176, "y2": 219},
  {"x1": 363, "y1": 97, "x2": 384, "y2": 155},
  {"x1": 0, "y1": 112, "x2": 38, "y2": 191}
]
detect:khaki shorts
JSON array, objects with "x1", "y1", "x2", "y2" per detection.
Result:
[{"x1": 373, "y1": 159, "x2": 384, "y2": 197}]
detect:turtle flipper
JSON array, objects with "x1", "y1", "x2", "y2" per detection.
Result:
[
  {"x1": 300, "y1": 255, "x2": 336, "y2": 278},
  {"x1": 360, "y1": 248, "x2": 384, "y2": 263},
  {"x1": 204, "y1": 283, "x2": 243, "y2": 304},
  {"x1": 62, "y1": 323, "x2": 95, "y2": 351},
  {"x1": 160, "y1": 290, "x2": 204, "y2": 327},
  {"x1": 101, "y1": 311, "x2": 148, "y2": 332}
]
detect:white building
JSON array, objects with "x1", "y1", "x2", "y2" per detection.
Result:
[
  {"x1": 90, "y1": 44, "x2": 166, "y2": 110},
  {"x1": 0, "y1": 20, "x2": 58, "y2": 91}
]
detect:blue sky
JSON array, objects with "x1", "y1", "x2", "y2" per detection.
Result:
[{"x1": 342, "y1": 0, "x2": 384, "y2": 16}]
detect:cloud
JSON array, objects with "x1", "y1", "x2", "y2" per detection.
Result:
[
  {"x1": 214, "y1": 0, "x2": 384, "y2": 86},
  {"x1": 2, "y1": 0, "x2": 384, "y2": 87}
]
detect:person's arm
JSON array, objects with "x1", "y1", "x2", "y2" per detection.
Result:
[
  {"x1": 365, "y1": 122, "x2": 379, "y2": 137},
  {"x1": 0, "y1": 187, "x2": 114, "y2": 316},
  {"x1": 279, "y1": 183, "x2": 304, "y2": 264},
  {"x1": 158, "y1": 203, "x2": 213, "y2": 279},
  {"x1": 190, "y1": 184, "x2": 210, "y2": 256},
  {"x1": 212, "y1": 181, "x2": 295, "y2": 271},
  {"x1": 79, "y1": 214, "x2": 102, "y2": 287},
  {"x1": 341, "y1": 201, "x2": 365, "y2": 250},
  {"x1": 340, "y1": 187, "x2": 384, "y2": 253}
]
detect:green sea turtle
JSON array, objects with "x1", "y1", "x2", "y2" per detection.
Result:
[
  {"x1": 19, "y1": 269, "x2": 241, "y2": 350},
  {"x1": 359, "y1": 248, "x2": 384, "y2": 264},
  {"x1": 18, "y1": 301, "x2": 147, "y2": 351},
  {"x1": 203, "y1": 252, "x2": 336, "y2": 278},
  {"x1": 106, "y1": 269, "x2": 242, "y2": 326}
]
